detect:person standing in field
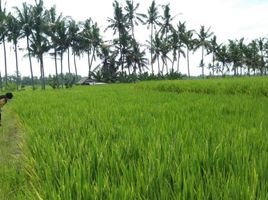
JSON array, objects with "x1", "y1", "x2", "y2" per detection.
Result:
[{"x1": 0, "y1": 93, "x2": 13, "y2": 126}]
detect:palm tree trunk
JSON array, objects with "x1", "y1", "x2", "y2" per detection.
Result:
[
  {"x1": 60, "y1": 50, "x2": 64, "y2": 88},
  {"x1": 42, "y1": 57, "x2": 45, "y2": 89},
  {"x1": 187, "y1": 48, "x2": 190, "y2": 77},
  {"x1": 40, "y1": 54, "x2": 45, "y2": 90},
  {"x1": 166, "y1": 58, "x2": 168, "y2": 75},
  {"x1": 201, "y1": 46, "x2": 204, "y2": 77},
  {"x1": 177, "y1": 50, "x2": 180, "y2": 73},
  {"x1": 67, "y1": 48, "x2": 71, "y2": 74},
  {"x1": 54, "y1": 49, "x2": 59, "y2": 87},
  {"x1": 73, "y1": 53, "x2": 78, "y2": 80},
  {"x1": 14, "y1": 43, "x2": 19, "y2": 90},
  {"x1": 212, "y1": 54, "x2": 215, "y2": 76},
  {"x1": 157, "y1": 56, "x2": 160, "y2": 74},
  {"x1": 161, "y1": 58, "x2": 165, "y2": 75},
  {"x1": 3, "y1": 38, "x2": 7, "y2": 87},
  {"x1": 150, "y1": 24, "x2": 154, "y2": 74},
  {"x1": 89, "y1": 47, "x2": 96, "y2": 75},
  {"x1": 27, "y1": 37, "x2": 35, "y2": 90},
  {"x1": 171, "y1": 57, "x2": 175, "y2": 73},
  {"x1": 128, "y1": 66, "x2": 131, "y2": 76},
  {"x1": 87, "y1": 49, "x2": 91, "y2": 78}
]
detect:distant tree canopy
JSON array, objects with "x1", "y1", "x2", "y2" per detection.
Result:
[{"x1": 0, "y1": 0, "x2": 268, "y2": 90}]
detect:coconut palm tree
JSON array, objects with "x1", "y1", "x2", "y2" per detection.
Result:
[
  {"x1": 124, "y1": 0, "x2": 145, "y2": 40},
  {"x1": 247, "y1": 40, "x2": 261, "y2": 75},
  {"x1": 107, "y1": 0, "x2": 128, "y2": 73},
  {"x1": 54, "y1": 19, "x2": 69, "y2": 87},
  {"x1": 264, "y1": 40, "x2": 268, "y2": 75},
  {"x1": 89, "y1": 22, "x2": 102, "y2": 77},
  {"x1": 97, "y1": 44, "x2": 118, "y2": 83},
  {"x1": 215, "y1": 44, "x2": 229, "y2": 76},
  {"x1": 46, "y1": 6, "x2": 63, "y2": 88},
  {"x1": 194, "y1": 25, "x2": 214, "y2": 77},
  {"x1": 125, "y1": 38, "x2": 148, "y2": 76},
  {"x1": 143, "y1": 0, "x2": 160, "y2": 74},
  {"x1": 169, "y1": 27, "x2": 185, "y2": 73},
  {"x1": 158, "y1": 4, "x2": 175, "y2": 74},
  {"x1": 67, "y1": 18, "x2": 80, "y2": 79},
  {"x1": 29, "y1": 0, "x2": 50, "y2": 89},
  {"x1": 175, "y1": 21, "x2": 186, "y2": 73},
  {"x1": 0, "y1": 1, "x2": 8, "y2": 87},
  {"x1": 14, "y1": 2, "x2": 35, "y2": 89},
  {"x1": 159, "y1": 4, "x2": 175, "y2": 39},
  {"x1": 257, "y1": 37, "x2": 266, "y2": 75},
  {"x1": 80, "y1": 19, "x2": 102, "y2": 77},
  {"x1": 207, "y1": 35, "x2": 219, "y2": 76},
  {"x1": 159, "y1": 36, "x2": 171, "y2": 74},
  {"x1": 182, "y1": 29, "x2": 195, "y2": 77},
  {"x1": 151, "y1": 33, "x2": 162, "y2": 74},
  {"x1": 228, "y1": 39, "x2": 244, "y2": 76},
  {"x1": 6, "y1": 13, "x2": 22, "y2": 90}
]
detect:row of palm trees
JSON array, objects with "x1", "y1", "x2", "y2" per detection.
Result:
[{"x1": 0, "y1": 0, "x2": 268, "y2": 89}]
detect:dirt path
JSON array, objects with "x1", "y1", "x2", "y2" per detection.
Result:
[{"x1": 0, "y1": 107, "x2": 24, "y2": 199}]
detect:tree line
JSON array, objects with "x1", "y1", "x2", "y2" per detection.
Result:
[{"x1": 0, "y1": 0, "x2": 268, "y2": 90}]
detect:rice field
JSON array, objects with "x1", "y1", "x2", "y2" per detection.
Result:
[{"x1": 7, "y1": 77, "x2": 268, "y2": 199}]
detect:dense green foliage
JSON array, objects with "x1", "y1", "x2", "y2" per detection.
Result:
[{"x1": 8, "y1": 77, "x2": 268, "y2": 199}]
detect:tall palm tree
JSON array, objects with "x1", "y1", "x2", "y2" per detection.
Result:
[
  {"x1": 207, "y1": 35, "x2": 219, "y2": 76},
  {"x1": 125, "y1": 38, "x2": 147, "y2": 76},
  {"x1": 247, "y1": 40, "x2": 259, "y2": 76},
  {"x1": 264, "y1": 40, "x2": 268, "y2": 75},
  {"x1": 175, "y1": 21, "x2": 186, "y2": 73},
  {"x1": 182, "y1": 29, "x2": 195, "y2": 77},
  {"x1": 30, "y1": 0, "x2": 50, "y2": 89},
  {"x1": 169, "y1": 27, "x2": 185, "y2": 73},
  {"x1": 194, "y1": 25, "x2": 214, "y2": 77},
  {"x1": 107, "y1": 0, "x2": 128, "y2": 73},
  {"x1": 215, "y1": 44, "x2": 229, "y2": 76},
  {"x1": 228, "y1": 39, "x2": 244, "y2": 76},
  {"x1": 14, "y1": 2, "x2": 35, "y2": 89},
  {"x1": 6, "y1": 13, "x2": 22, "y2": 90},
  {"x1": 46, "y1": 6, "x2": 63, "y2": 87},
  {"x1": 97, "y1": 44, "x2": 118, "y2": 83},
  {"x1": 0, "y1": 1, "x2": 8, "y2": 87},
  {"x1": 158, "y1": 4, "x2": 175, "y2": 74},
  {"x1": 124, "y1": 0, "x2": 145, "y2": 40},
  {"x1": 143, "y1": 0, "x2": 160, "y2": 74},
  {"x1": 257, "y1": 37, "x2": 265, "y2": 75},
  {"x1": 151, "y1": 33, "x2": 162, "y2": 74},
  {"x1": 159, "y1": 4, "x2": 175, "y2": 38},
  {"x1": 159, "y1": 36, "x2": 171, "y2": 74},
  {"x1": 54, "y1": 19, "x2": 69, "y2": 87},
  {"x1": 67, "y1": 18, "x2": 80, "y2": 80},
  {"x1": 88, "y1": 22, "x2": 102, "y2": 77},
  {"x1": 80, "y1": 19, "x2": 102, "y2": 77}
]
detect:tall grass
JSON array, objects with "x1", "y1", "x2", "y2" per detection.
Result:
[
  {"x1": 11, "y1": 78, "x2": 268, "y2": 199},
  {"x1": 136, "y1": 77, "x2": 268, "y2": 96}
]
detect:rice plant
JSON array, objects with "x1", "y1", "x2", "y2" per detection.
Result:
[{"x1": 9, "y1": 77, "x2": 268, "y2": 199}]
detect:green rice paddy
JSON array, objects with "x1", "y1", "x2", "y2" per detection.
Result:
[{"x1": 2, "y1": 77, "x2": 268, "y2": 199}]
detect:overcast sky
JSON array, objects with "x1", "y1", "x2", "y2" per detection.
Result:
[{"x1": 1, "y1": 0, "x2": 268, "y2": 77}]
